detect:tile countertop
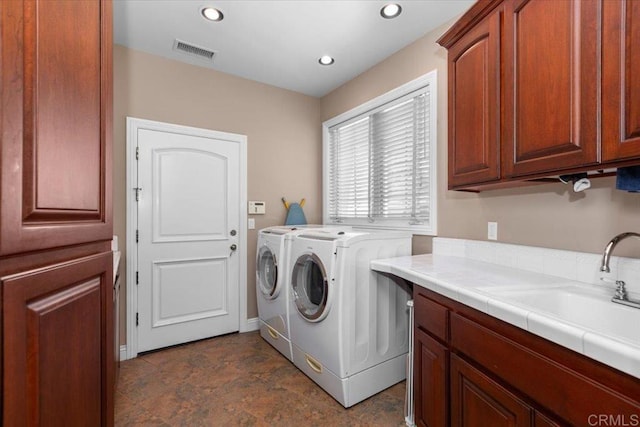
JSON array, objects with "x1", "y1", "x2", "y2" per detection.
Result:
[{"x1": 371, "y1": 248, "x2": 640, "y2": 380}]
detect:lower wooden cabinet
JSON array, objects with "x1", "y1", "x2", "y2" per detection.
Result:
[
  {"x1": 415, "y1": 328, "x2": 448, "y2": 427},
  {"x1": 413, "y1": 286, "x2": 640, "y2": 427},
  {"x1": 450, "y1": 354, "x2": 531, "y2": 427},
  {"x1": 2, "y1": 252, "x2": 113, "y2": 425}
]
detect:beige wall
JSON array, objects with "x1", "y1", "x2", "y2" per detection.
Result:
[
  {"x1": 114, "y1": 45, "x2": 322, "y2": 344},
  {"x1": 321, "y1": 21, "x2": 640, "y2": 258}
]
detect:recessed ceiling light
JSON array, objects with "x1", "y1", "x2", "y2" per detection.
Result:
[
  {"x1": 318, "y1": 55, "x2": 335, "y2": 66},
  {"x1": 201, "y1": 7, "x2": 224, "y2": 22},
  {"x1": 380, "y1": 3, "x2": 402, "y2": 19}
]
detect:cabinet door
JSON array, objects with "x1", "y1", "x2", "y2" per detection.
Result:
[
  {"x1": 1, "y1": 252, "x2": 114, "y2": 426},
  {"x1": 602, "y1": 0, "x2": 640, "y2": 161},
  {"x1": 447, "y1": 8, "x2": 501, "y2": 188},
  {"x1": 503, "y1": 0, "x2": 598, "y2": 177},
  {"x1": 415, "y1": 329, "x2": 448, "y2": 427},
  {"x1": 450, "y1": 354, "x2": 532, "y2": 427},
  {"x1": 0, "y1": 0, "x2": 112, "y2": 256}
]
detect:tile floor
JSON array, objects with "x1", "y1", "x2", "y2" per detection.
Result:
[{"x1": 115, "y1": 331, "x2": 406, "y2": 426}]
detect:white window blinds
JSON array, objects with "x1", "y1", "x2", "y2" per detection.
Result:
[{"x1": 325, "y1": 75, "x2": 436, "y2": 234}]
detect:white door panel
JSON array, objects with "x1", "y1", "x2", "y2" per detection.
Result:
[
  {"x1": 152, "y1": 257, "x2": 228, "y2": 325},
  {"x1": 152, "y1": 146, "x2": 228, "y2": 242},
  {"x1": 136, "y1": 126, "x2": 240, "y2": 353}
]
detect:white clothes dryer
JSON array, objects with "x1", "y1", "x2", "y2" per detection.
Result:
[{"x1": 288, "y1": 229, "x2": 412, "y2": 407}]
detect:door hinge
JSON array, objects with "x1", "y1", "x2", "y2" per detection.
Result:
[
  {"x1": 136, "y1": 229, "x2": 139, "y2": 243},
  {"x1": 136, "y1": 146, "x2": 139, "y2": 160},
  {"x1": 136, "y1": 271, "x2": 139, "y2": 284},
  {"x1": 136, "y1": 312, "x2": 139, "y2": 326}
]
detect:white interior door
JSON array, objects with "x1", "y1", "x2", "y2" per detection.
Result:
[{"x1": 136, "y1": 125, "x2": 241, "y2": 353}]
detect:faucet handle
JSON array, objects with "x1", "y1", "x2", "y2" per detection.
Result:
[{"x1": 614, "y1": 280, "x2": 627, "y2": 301}]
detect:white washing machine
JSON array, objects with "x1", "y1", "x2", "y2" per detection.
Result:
[
  {"x1": 288, "y1": 229, "x2": 412, "y2": 407},
  {"x1": 256, "y1": 225, "x2": 347, "y2": 360},
  {"x1": 256, "y1": 226, "x2": 306, "y2": 360}
]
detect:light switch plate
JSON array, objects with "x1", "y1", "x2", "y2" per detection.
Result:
[
  {"x1": 248, "y1": 218, "x2": 255, "y2": 229},
  {"x1": 248, "y1": 201, "x2": 266, "y2": 215},
  {"x1": 488, "y1": 222, "x2": 498, "y2": 240}
]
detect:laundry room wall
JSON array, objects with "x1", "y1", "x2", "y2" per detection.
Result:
[
  {"x1": 113, "y1": 45, "x2": 322, "y2": 347},
  {"x1": 320, "y1": 20, "x2": 640, "y2": 258}
]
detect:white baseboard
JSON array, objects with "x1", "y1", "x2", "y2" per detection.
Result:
[
  {"x1": 120, "y1": 345, "x2": 129, "y2": 361},
  {"x1": 242, "y1": 317, "x2": 260, "y2": 332}
]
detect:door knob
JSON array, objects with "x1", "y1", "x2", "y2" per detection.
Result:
[{"x1": 230, "y1": 244, "x2": 237, "y2": 251}]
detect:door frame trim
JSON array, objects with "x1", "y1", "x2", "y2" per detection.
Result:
[{"x1": 125, "y1": 117, "x2": 248, "y2": 359}]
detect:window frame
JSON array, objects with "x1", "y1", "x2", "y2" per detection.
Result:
[{"x1": 322, "y1": 70, "x2": 438, "y2": 235}]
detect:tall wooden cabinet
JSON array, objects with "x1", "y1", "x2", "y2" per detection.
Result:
[
  {"x1": 439, "y1": 0, "x2": 640, "y2": 191},
  {"x1": 0, "y1": 0, "x2": 114, "y2": 424}
]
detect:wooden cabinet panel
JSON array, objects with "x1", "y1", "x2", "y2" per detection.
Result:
[
  {"x1": 450, "y1": 312, "x2": 640, "y2": 426},
  {"x1": 2, "y1": 252, "x2": 113, "y2": 425},
  {"x1": 447, "y1": 8, "x2": 501, "y2": 188},
  {"x1": 602, "y1": 0, "x2": 640, "y2": 161},
  {"x1": 413, "y1": 285, "x2": 640, "y2": 427},
  {"x1": 415, "y1": 328, "x2": 448, "y2": 427},
  {"x1": 450, "y1": 354, "x2": 532, "y2": 426},
  {"x1": 0, "y1": 0, "x2": 112, "y2": 256},
  {"x1": 414, "y1": 291, "x2": 449, "y2": 342},
  {"x1": 503, "y1": 0, "x2": 599, "y2": 177}
]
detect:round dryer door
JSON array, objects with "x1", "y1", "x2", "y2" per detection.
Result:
[
  {"x1": 291, "y1": 253, "x2": 328, "y2": 321},
  {"x1": 257, "y1": 246, "x2": 278, "y2": 298}
]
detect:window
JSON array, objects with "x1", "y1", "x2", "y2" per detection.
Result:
[{"x1": 323, "y1": 71, "x2": 437, "y2": 235}]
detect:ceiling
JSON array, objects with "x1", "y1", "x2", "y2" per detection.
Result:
[{"x1": 113, "y1": 1, "x2": 475, "y2": 97}]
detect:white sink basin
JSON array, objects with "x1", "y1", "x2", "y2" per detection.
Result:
[{"x1": 484, "y1": 286, "x2": 640, "y2": 345}]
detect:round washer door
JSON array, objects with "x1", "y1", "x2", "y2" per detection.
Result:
[
  {"x1": 257, "y1": 246, "x2": 278, "y2": 299},
  {"x1": 291, "y1": 253, "x2": 329, "y2": 322}
]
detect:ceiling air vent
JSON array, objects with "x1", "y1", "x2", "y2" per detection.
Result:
[{"x1": 172, "y1": 39, "x2": 216, "y2": 61}]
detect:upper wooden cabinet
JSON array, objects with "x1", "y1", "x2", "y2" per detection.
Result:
[
  {"x1": 502, "y1": 0, "x2": 599, "y2": 178},
  {"x1": 602, "y1": 0, "x2": 640, "y2": 161},
  {"x1": 447, "y1": 6, "x2": 502, "y2": 188},
  {"x1": 439, "y1": 0, "x2": 640, "y2": 190},
  {"x1": 0, "y1": 0, "x2": 113, "y2": 255}
]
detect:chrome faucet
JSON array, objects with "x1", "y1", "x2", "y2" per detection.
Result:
[
  {"x1": 600, "y1": 232, "x2": 640, "y2": 309},
  {"x1": 600, "y1": 232, "x2": 640, "y2": 273}
]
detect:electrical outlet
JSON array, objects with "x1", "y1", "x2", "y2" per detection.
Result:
[{"x1": 488, "y1": 222, "x2": 498, "y2": 240}]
